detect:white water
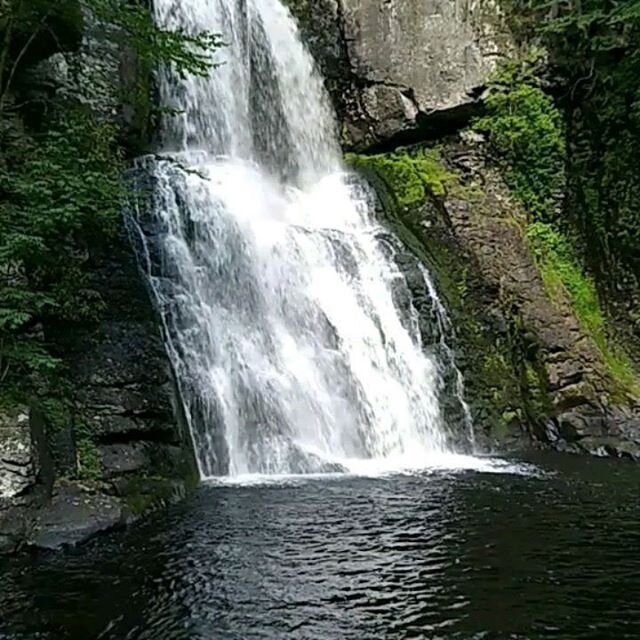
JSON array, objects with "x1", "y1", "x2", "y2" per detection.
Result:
[{"x1": 130, "y1": 0, "x2": 475, "y2": 478}]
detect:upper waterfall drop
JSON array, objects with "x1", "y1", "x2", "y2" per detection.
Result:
[{"x1": 131, "y1": 0, "x2": 470, "y2": 477}]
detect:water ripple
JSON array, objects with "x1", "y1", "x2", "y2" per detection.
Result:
[{"x1": 1, "y1": 454, "x2": 639, "y2": 639}]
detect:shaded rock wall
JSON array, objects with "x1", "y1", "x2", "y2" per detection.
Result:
[
  {"x1": 47, "y1": 231, "x2": 197, "y2": 483},
  {"x1": 0, "y1": 6, "x2": 195, "y2": 555}
]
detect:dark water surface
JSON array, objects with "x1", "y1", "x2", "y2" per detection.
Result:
[{"x1": 1, "y1": 453, "x2": 639, "y2": 639}]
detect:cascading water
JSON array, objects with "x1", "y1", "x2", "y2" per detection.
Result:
[{"x1": 129, "y1": 0, "x2": 473, "y2": 478}]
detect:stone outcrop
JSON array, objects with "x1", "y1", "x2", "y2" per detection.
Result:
[
  {"x1": 51, "y1": 229, "x2": 197, "y2": 481},
  {"x1": 0, "y1": 406, "x2": 52, "y2": 554},
  {"x1": 0, "y1": 228, "x2": 197, "y2": 555},
  {"x1": 286, "y1": 0, "x2": 514, "y2": 149},
  {"x1": 16, "y1": 4, "x2": 151, "y2": 155},
  {"x1": 26, "y1": 486, "x2": 126, "y2": 551},
  {"x1": 0, "y1": 407, "x2": 38, "y2": 500},
  {"x1": 434, "y1": 141, "x2": 616, "y2": 445}
]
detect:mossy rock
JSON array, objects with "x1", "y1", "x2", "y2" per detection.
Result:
[
  {"x1": 347, "y1": 146, "x2": 536, "y2": 446},
  {"x1": 346, "y1": 149, "x2": 458, "y2": 211},
  {"x1": 121, "y1": 476, "x2": 188, "y2": 517}
]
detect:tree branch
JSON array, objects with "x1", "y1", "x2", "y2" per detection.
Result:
[{"x1": 0, "y1": 10, "x2": 53, "y2": 114}]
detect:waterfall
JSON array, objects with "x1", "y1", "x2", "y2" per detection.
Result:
[{"x1": 130, "y1": 0, "x2": 473, "y2": 477}]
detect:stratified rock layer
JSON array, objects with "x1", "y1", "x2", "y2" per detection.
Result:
[{"x1": 0, "y1": 4, "x2": 195, "y2": 555}]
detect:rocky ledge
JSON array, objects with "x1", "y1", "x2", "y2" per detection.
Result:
[
  {"x1": 0, "y1": 231, "x2": 197, "y2": 556},
  {"x1": 285, "y1": 0, "x2": 514, "y2": 149}
]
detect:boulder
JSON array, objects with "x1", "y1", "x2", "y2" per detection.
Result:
[
  {"x1": 27, "y1": 486, "x2": 125, "y2": 551},
  {"x1": 342, "y1": 0, "x2": 509, "y2": 109}
]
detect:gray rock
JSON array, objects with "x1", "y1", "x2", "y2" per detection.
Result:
[
  {"x1": 0, "y1": 406, "x2": 38, "y2": 500},
  {"x1": 0, "y1": 507, "x2": 29, "y2": 555},
  {"x1": 286, "y1": 0, "x2": 515, "y2": 148},
  {"x1": 98, "y1": 443, "x2": 149, "y2": 477},
  {"x1": 578, "y1": 436, "x2": 640, "y2": 461},
  {"x1": 27, "y1": 486, "x2": 125, "y2": 551},
  {"x1": 342, "y1": 0, "x2": 495, "y2": 107},
  {"x1": 360, "y1": 84, "x2": 419, "y2": 140}
]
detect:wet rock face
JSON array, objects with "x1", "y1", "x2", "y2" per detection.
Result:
[
  {"x1": 0, "y1": 232, "x2": 197, "y2": 556},
  {"x1": 26, "y1": 486, "x2": 125, "y2": 551},
  {"x1": 49, "y1": 230, "x2": 198, "y2": 482},
  {"x1": 286, "y1": 0, "x2": 514, "y2": 149},
  {"x1": 436, "y1": 143, "x2": 609, "y2": 438},
  {"x1": 0, "y1": 5, "x2": 196, "y2": 555}
]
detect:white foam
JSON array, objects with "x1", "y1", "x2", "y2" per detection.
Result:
[
  {"x1": 138, "y1": 0, "x2": 478, "y2": 478},
  {"x1": 203, "y1": 454, "x2": 542, "y2": 487}
]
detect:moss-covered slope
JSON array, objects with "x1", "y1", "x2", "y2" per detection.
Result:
[{"x1": 348, "y1": 138, "x2": 640, "y2": 457}]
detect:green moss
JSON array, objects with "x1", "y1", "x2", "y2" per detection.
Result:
[
  {"x1": 472, "y1": 53, "x2": 566, "y2": 223},
  {"x1": 74, "y1": 423, "x2": 102, "y2": 481},
  {"x1": 346, "y1": 149, "x2": 457, "y2": 212},
  {"x1": 526, "y1": 222, "x2": 639, "y2": 395},
  {"x1": 41, "y1": 397, "x2": 72, "y2": 434},
  {"x1": 523, "y1": 361, "x2": 552, "y2": 419},
  {"x1": 474, "y1": 55, "x2": 640, "y2": 399},
  {"x1": 124, "y1": 476, "x2": 178, "y2": 516},
  {"x1": 482, "y1": 351, "x2": 520, "y2": 415}
]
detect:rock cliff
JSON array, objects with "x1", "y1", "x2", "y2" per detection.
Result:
[
  {"x1": 0, "y1": 5, "x2": 197, "y2": 554},
  {"x1": 286, "y1": 0, "x2": 514, "y2": 148},
  {"x1": 285, "y1": 0, "x2": 640, "y2": 457},
  {"x1": 3, "y1": 0, "x2": 639, "y2": 558}
]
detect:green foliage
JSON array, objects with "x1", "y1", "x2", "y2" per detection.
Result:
[
  {"x1": 455, "y1": 267, "x2": 469, "y2": 303},
  {"x1": 0, "y1": 107, "x2": 124, "y2": 383},
  {"x1": 0, "y1": 0, "x2": 220, "y2": 388},
  {"x1": 473, "y1": 59, "x2": 566, "y2": 223},
  {"x1": 0, "y1": 0, "x2": 220, "y2": 99},
  {"x1": 346, "y1": 149, "x2": 457, "y2": 211},
  {"x1": 74, "y1": 422, "x2": 102, "y2": 481},
  {"x1": 474, "y1": 46, "x2": 639, "y2": 393},
  {"x1": 87, "y1": 0, "x2": 221, "y2": 79},
  {"x1": 526, "y1": 222, "x2": 638, "y2": 393},
  {"x1": 508, "y1": 0, "x2": 640, "y2": 290}
]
